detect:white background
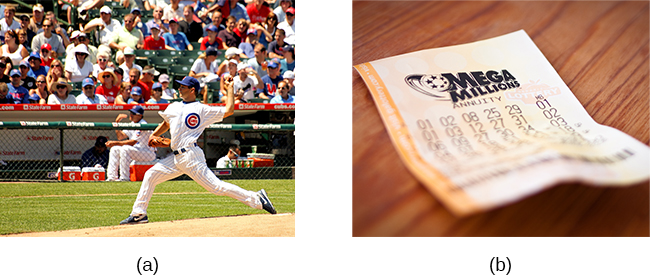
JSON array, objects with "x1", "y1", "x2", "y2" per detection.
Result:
[{"x1": 1, "y1": 1, "x2": 649, "y2": 275}]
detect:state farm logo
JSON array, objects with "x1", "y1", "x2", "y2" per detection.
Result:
[
  {"x1": 505, "y1": 80, "x2": 561, "y2": 104},
  {"x1": 26, "y1": 135, "x2": 54, "y2": 141}
]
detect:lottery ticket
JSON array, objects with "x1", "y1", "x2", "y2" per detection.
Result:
[{"x1": 354, "y1": 30, "x2": 649, "y2": 216}]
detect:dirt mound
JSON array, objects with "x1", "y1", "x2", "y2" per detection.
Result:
[{"x1": 9, "y1": 213, "x2": 294, "y2": 237}]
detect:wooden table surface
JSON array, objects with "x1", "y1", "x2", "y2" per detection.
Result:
[{"x1": 352, "y1": 1, "x2": 649, "y2": 236}]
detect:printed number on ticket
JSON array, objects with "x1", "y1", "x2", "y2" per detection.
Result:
[{"x1": 354, "y1": 30, "x2": 649, "y2": 216}]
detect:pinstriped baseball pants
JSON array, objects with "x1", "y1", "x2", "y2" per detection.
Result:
[{"x1": 130, "y1": 146, "x2": 262, "y2": 215}]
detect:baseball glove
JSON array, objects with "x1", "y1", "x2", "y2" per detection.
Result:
[{"x1": 148, "y1": 136, "x2": 171, "y2": 147}]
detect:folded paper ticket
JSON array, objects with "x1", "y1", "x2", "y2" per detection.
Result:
[{"x1": 354, "y1": 30, "x2": 649, "y2": 216}]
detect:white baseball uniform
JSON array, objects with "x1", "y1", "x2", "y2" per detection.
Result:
[
  {"x1": 129, "y1": 101, "x2": 263, "y2": 216},
  {"x1": 107, "y1": 119, "x2": 157, "y2": 181}
]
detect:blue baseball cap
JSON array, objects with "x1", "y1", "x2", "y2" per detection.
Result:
[
  {"x1": 129, "y1": 105, "x2": 144, "y2": 115},
  {"x1": 10, "y1": 69, "x2": 21, "y2": 77},
  {"x1": 266, "y1": 61, "x2": 279, "y2": 69},
  {"x1": 82, "y1": 77, "x2": 94, "y2": 88},
  {"x1": 29, "y1": 51, "x2": 41, "y2": 60},
  {"x1": 176, "y1": 76, "x2": 200, "y2": 94},
  {"x1": 205, "y1": 46, "x2": 219, "y2": 56},
  {"x1": 130, "y1": 86, "x2": 142, "y2": 95},
  {"x1": 152, "y1": 82, "x2": 163, "y2": 90},
  {"x1": 28, "y1": 93, "x2": 41, "y2": 101},
  {"x1": 206, "y1": 24, "x2": 218, "y2": 33}
]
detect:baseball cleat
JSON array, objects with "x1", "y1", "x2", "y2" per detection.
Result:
[
  {"x1": 258, "y1": 189, "x2": 277, "y2": 214},
  {"x1": 119, "y1": 214, "x2": 149, "y2": 225}
]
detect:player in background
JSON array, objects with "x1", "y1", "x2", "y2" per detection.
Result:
[
  {"x1": 216, "y1": 144, "x2": 241, "y2": 168},
  {"x1": 105, "y1": 106, "x2": 156, "y2": 181},
  {"x1": 119, "y1": 75, "x2": 276, "y2": 225}
]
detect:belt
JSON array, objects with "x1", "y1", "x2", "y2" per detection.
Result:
[{"x1": 173, "y1": 143, "x2": 198, "y2": 155}]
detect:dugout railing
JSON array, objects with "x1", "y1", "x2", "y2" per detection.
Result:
[{"x1": 0, "y1": 121, "x2": 295, "y2": 181}]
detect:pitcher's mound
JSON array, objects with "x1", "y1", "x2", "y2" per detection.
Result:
[{"x1": 10, "y1": 213, "x2": 295, "y2": 237}]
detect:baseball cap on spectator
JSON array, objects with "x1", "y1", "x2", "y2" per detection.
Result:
[
  {"x1": 96, "y1": 136, "x2": 108, "y2": 147},
  {"x1": 206, "y1": 25, "x2": 218, "y2": 33},
  {"x1": 41, "y1": 43, "x2": 52, "y2": 52},
  {"x1": 266, "y1": 61, "x2": 279, "y2": 69},
  {"x1": 236, "y1": 62, "x2": 249, "y2": 72},
  {"x1": 225, "y1": 47, "x2": 242, "y2": 59},
  {"x1": 150, "y1": 23, "x2": 161, "y2": 30},
  {"x1": 70, "y1": 30, "x2": 82, "y2": 40},
  {"x1": 283, "y1": 70, "x2": 294, "y2": 79},
  {"x1": 100, "y1": 6, "x2": 112, "y2": 14},
  {"x1": 114, "y1": 67, "x2": 124, "y2": 77},
  {"x1": 19, "y1": 60, "x2": 30, "y2": 68},
  {"x1": 29, "y1": 52, "x2": 41, "y2": 61},
  {"x1": 176, "y1": 76, "x2": 200, "y2": 93},
  {"x1": 158, "y1": 74, "x2": 170, "y2": 83},
  {"x1": 33, "y1": 4, "x2": 44, "y2": 13},
  {"x1": 10, "y1": 69, "x2": 21, "y2": 77},
  {"x1": 123, "y1": 47, "x2": 135, "y2": 56},
  {"x1": 142, "y1": 66, "x2": 160, "y2": 76},
  {"x1": 282, "y1": 44, "x2": 294, "y2": 52},
  {"x1": 247, "y1": 28, "x2": 257, "y2": 36},
  {"x1": 131, "y1": 86, "x2": 142, "y2": 95},
  {"x1": 152, "y1": 82, "x2": 163, "y2": 90},
  {"x1": 286, "y1": 7, "x2": 295, "y2": 15},
  {"x1": 20, "y1": 15, "x2": 30, "y2": 21},
  {"x1": 82, "y1": 77, "x2": 95, "y2": 88},
  {"x1": 228, "y1": 59, "x2": 238, "y2": 65},
  {"x1": 73, "y1": 44, "x2": 90, "y2": 55},
  {"x1": 129, "y1": 105, "x2": 145, "y2": 115},
  {"x1": 169, "y1": 18, "x2": 179, "y2": 24},
  {"x1": 131, "y1": 7, "x2": 141, "y2": 15},
  {"x1": 28, "y1": 93, "x2": 41, "y2": 102},
  {"x1": 205, "y1": 46, "x2": 219, "y2": 57}
]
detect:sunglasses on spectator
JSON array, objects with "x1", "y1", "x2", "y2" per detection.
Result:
[
  {"x1": 37, "y1": 81, "x2": 46, "y2": 83},
  {"x1": 83, "y1": 86, "x2": 94, "y2": 89},
  {"x1": 52, "y1": 64, "x2": 62, "y2": 68},
  {"x1": 57, "y1": 85, "x2": 67, "y2": 89},
  {"x1": 286, "y1": 13, "x2": 294, "y2": 16},
  {"x1": 41, "y1": 49, "x2": 49, "y2": 53},
  {"x1": 102, "y1": 75, "x2": 112, "y2": 78},
  {"x1": 98, "y1": 58, "x2": 108, "y2": 62},
  {"x1": 43, "y1": 24, "x2": 51, "y2": 27}
]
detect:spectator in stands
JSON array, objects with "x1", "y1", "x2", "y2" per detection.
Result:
[
  {"x1": 162, "y1": 0, "x2": 184, "y2": 23},
  {"x1": 96, "y1": 68, "x2": 120, "y2": 104},
  {"x1": 44, "y1": 11, "x2": 71, "y2": 48},
  {"x1": 0, "y1": 61, "x2": 9, "y2": 83},
  {"x1": 163, "y1": 18, "x2": 193, "y2": 50},
  {"x1": 147, "y1": 82, "x2": 169, "y2": 103},
  {"x1": 200, "y1": 25, "x2": 226, "y2": 50},
  {"x1": 218, "y1": 16, "x2": 240, "y2": 48},
  {"x1": 28, "y1": 4, "x2": 45, "y2": 34},
  {"x1": 114, "y1": 67, "x2": 125, "y2": 88},
  {"x1": 233, "y1": 19, "x2": 250, "y2": 46},
  {"x1": 47, "y1": 77, "x2": 77, "y2": 104},
  {"x1": 279, "y1": 44, "x2": 294, "y2": 75},
  {"x1": 39, "y1": 44, "x2": 54, "y2": 67},
  {"x1": 256, "y1": 13, "x2": 277, "y2": 49},
  {"x1": 209, "y1": 0, "x2": 249, "y2": 22},
  {"x1": 81, "y1": 136, "x2": 110, "y2": 169},
  {"x1": 128, "y1": 86, "x2": 145, "y2": 104},
  {"x1": 246, "y1": 0, "x2": 272, "y2": 24},
  {"x1": 28, "y1": 92, "x2": 41, "y2": 103},
  {"x1": 1, "y1": 57, "x2": 13, "y2": 76},
  {"x1": 258, "y1": 60, "x2": 283, "y2": 99},
  {"x1": 18, "y1": 61, "x2": 37, "y2": 91},
  {"x1": 277, "y1": 7, "x2": 294, "y2": 45},
  {"x1": 84, "y1": 6, "x2": 122, "y2": 56},
  {"x1": 110, "y1": 14, "x2": 144, "y2": 65},
  {"x1": 0, "y1": 7, "x2": 21, "y2": 39},
  {"x1": 202, "y1": 10, "x2": 225, "y2": 37},
  {"x1": 270, "y1": 79, "x2": 293, "y2": 103},
  {"x1": 1, "y1": 30, "x2": 29, "y2": 65},
  {"x1": 66, "y1": 31, "x2": 85, "y2": 60},
  {"x1": 219, "y1": 59, "x2": 237, "y2": 101},
  {"x1": 8, "y1": 69, "x2": 29, "y2": 104},
  {"x1": 77, "y1": 78, "x2": 108, "y2": 104},
  {"x1": 80, "y1": 32, "x2": 99, "y2": 64},
  {"x1": 114, "y1": 82, "x2": 132, "y2": 104},
  {"x1": 28, "y1": 52, "x2": 49, "y2": 78},
  {"x1": 274, "y1": 0, "x2": 292, "y2": 23},
  {"x1": 31, "y1": 20, "x2": 66, "y2": 58},
  {"x1": 65, "y1": 44, "x2": 94, "y2": 83},
  {"x1": 283, "y1": 70, "x2": 294, "y2": 96},
  {"x1": 216, "y1": 144, "x2": 240, "y2": 168},
  {"x1": 267, "y1": 29, "x2": 286, "y2": 59},
  {"x1": 247, "y1": 43, "x2": 268, "y2": 78},
  {"x1": 29, "y1": 74, "x2": 49, "y2": 104},
  {"x1": 216, "y1": 47, "x2": 244, "y2": 76},
  {"x1": 46, "y1": 59, "x2": 64, "y2": 90},
  {"x1": 131, "y1": 7, "x2": 151, "y2": 39},
  {"x1": 145, "y1": 0, "x2": 171, "y2": 11},
  {"x1": 129, "y1": 68, "x2": 151, "y2": 101},
  {"x1": 143, "y1": 23, "x2": 173, "y2": 50},
  {"x1": 18, "y1": 17, "x2": 35, "y2": 51},
  {"x1": 233, "y1": 62, "x2": 263, "y2": 102},
  {"x1": 179, "y1": 5, "x2": 204, "y2": 43},
  {"x1": 238, "y1": 28, "x2": 259, "y2": 59},
  {"x1": 93, "y1": 52, "x2": 111, "y2": 79},
  {"x1": 146, "y1": 6, "x2": 170, "y2": 35},
  {"x1": 140, "y1": 66, "x2": 159, "y2": 92},
  {"x1": 119, "y1": 47, "x2": 143, "y2": 82},
  {"x1": 0, "y1": 82, "x2": 12, "y2": 104},
  {"x1": 189, "y1": 46, "x2": 220, "y2": 102},
  {"x1": 158, "y1": 74, "x2": 177, "y2": 100},
  {"x1": 77, "y1": 0, "x2": 108, "y2": 19}
]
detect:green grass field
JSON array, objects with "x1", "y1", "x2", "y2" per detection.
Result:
[{"x1": 0, "y1": 179, "x2": 294, "y2": 235}]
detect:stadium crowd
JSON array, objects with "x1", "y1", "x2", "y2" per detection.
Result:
[{"x1": 0, "y1": 0, "x2": 295, "y2": 105}]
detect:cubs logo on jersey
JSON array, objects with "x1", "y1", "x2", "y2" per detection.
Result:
[{"x1": 185, "y1": 113, "x2": 201, "y2": 129}]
